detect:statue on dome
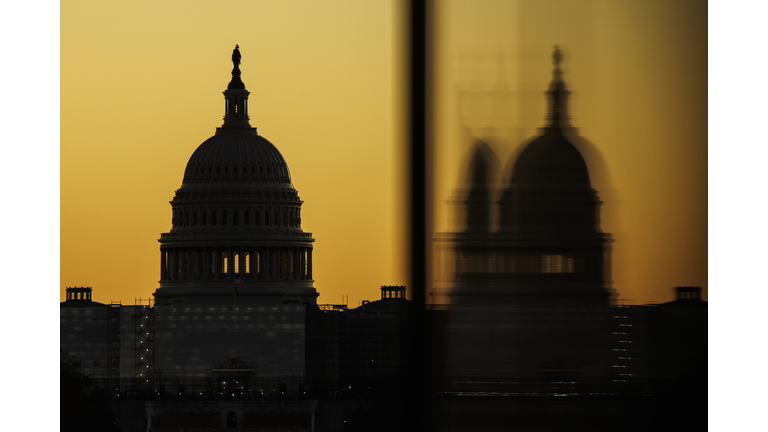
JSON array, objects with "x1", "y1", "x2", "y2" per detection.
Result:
[
  {"x1": 552, "y1": 45, "x2": 562, "y2": 68},
  {"x1": 232, "y1": 44, "x2": 241, "y2": 68}
]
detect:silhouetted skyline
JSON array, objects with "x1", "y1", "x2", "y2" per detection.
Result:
[
  {"x1": 60, "y1": 0, "x2": 706, "y2": 308},
  {"x1": 8, "y1": 0, "x2": 757, "y2": 431}
]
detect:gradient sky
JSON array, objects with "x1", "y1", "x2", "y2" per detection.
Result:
[{"x1": 61, "y1": 0, "x2": 707, "y2": 307}]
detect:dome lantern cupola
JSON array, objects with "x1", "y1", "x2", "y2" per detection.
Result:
[
  {"x1": 219, "y1": 45, "x2": 255, "y2": 133},
  {"x1": 545, "y1": 45, "x2": 571, "y2": 132}
]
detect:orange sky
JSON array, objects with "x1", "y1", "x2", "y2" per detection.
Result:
[{"x1": 61, "y1": 0, "x2": 707, "y2": 307}]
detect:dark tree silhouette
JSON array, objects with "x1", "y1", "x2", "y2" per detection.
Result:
[{"x1": 61, "y1": 360, "x2": 120, "y2": 432}]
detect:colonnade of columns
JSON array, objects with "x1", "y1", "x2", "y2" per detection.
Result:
[
  {"x1": 454, "y1": 250, "x2": 602, "y2": 275},
  {"x1": 160, "y1": 246, "x2": 312, "y2": 282}
]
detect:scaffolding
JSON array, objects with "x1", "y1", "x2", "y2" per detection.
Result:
[
  {"x1": 134, "y1": 297, "x2": 154, "y2": 393},
  {"x1": 107, "y1": 301, "x2": 121, "y2": 397}
]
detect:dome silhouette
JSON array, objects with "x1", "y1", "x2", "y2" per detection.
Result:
[
  {"x1": 510, "y1": 132, "x2": 590, "y2": 185},
  {"x1": 182, "y1": 133, "x2": 291, "y2": 184},
  {"x1": 156, "y1": 46, "x2": 316, "y2": 301}
]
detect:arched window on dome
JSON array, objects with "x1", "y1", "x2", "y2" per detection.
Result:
[
  {"x1": 244, "y1": 210, "x2": 250, "y2": 225},
  {"x1": 194, "y1": 211, "x2": 198, "y2": 226},
  {"x1": 254, "y1": 210, "x2": 260, "y2": 226},
  {"x1": 274, "y1": 210, "x2": 278, "y2": 226},
  {"x1": 222, "y1": 210, "x2": 228, "y2": 226},
  {"x1": 234, "y1": 165, "x2": 238, "y2": 174},
  {"x1": 233, "y1": 210, "x2": 239, "y2": 226},
  {"x1": 265, "y1": 211, "x2": 270, "y2": 226},
  {"x1": 212, "y1": 211, "x2": 217, "y2": 226},
  {"x1": 202, "y1": 210, "x2": 207, "y2": 226}
]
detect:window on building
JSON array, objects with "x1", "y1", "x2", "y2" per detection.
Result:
[{"x1": 542, "y1": 255, "x2": 575, "y2": 273}]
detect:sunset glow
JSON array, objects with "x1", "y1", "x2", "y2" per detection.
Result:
[{"x1": 61, "y1": 0, "x2": 706, "y2": 307}]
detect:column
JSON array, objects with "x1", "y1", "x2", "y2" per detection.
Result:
[
  {"x1": 203, "y1": 248, "x2": 210, "y2": 279},
  {"x1": 226, "y1": 248, "x2": 231, "y2": 278},
  {"x1": 293, "y1": 248, "x2": 299, "y2": 280},
  {"x1": 260, "y1": 248, "x2": 265, "y2": 279},
  {"x1": 193, "y1": 249, "x2": 200, "y2": 280},
  {"x1": 183, "y1": 249, "x2": 189, "y2": 280},
  {"x1": 298, "y1": 248, "x2": 304, "y2": 280},
  {"x1": 289, "y1": 248, "x2": 295, "y2": 280},
  {"x1": 308, "y1": 249, "x2": 313, "y2": 280},
  {"x1": 214, "y1": 247, "x2": 221, "y2": 278},
  {"x1": 160, "y1": 250, "x2": 166, "y2": 281},
  {"x1": 239, "y1": 248, "x2": 246, "y2": 278},
  {"x1": 172, "y1": 248, "x2": 179, "y2": 280}
]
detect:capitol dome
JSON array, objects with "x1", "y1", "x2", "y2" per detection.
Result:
[
  {"x1": 499, "y1": 47, "x2": 601, "y2": 234},
  {"x1": 155, "y1": 46, "x2": 316, "y2": 305}
]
